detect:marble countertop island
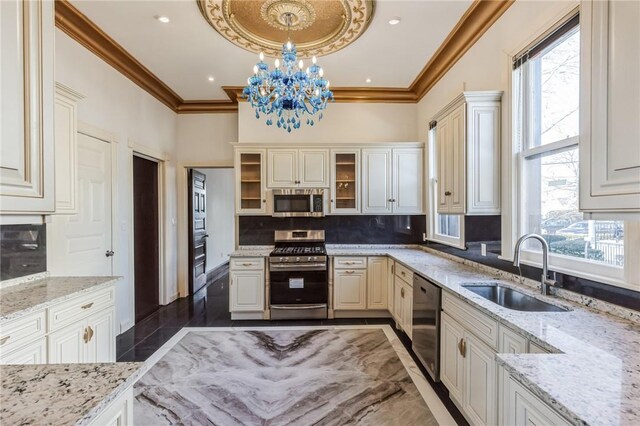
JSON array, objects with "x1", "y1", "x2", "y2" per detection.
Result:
[
  {"x1": 0, "y1": 276, "x2": 121, "y2": 322},
  {"x1": 232, "y1": 244, "x2": 640, "y2": 425},
  {"x1": 0, "y1": 362, "x2": 143, "y2": 426}
]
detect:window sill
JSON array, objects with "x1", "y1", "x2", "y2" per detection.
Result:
[{"x1": 427, "y1": 235, "x2": 466, "y2": 250}]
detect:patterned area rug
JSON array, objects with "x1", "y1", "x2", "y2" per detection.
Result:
[{"x1": 134, "y1": 328, "x2": 440, "y2": 425}]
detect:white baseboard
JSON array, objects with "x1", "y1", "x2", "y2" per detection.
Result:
[{"x1": 334, "y1": 309, "x2": 392, "y2": 318}]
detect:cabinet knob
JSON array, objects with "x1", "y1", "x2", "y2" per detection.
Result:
[
  {"x1": 444, "y1": 191, "x2": 452, "y2": 196},
  {"x1": 105, "y1": 250, "x2": 115, "y2": 257},
  {"x1": 400, "y1": 287, "x2": 405, "y2": 298},
  {"x1": 263, "y1": 199, "x2": 266, "y2": 203},
  {"x1": 458, "y1": 338, "x2": 466, "y2": 358}
]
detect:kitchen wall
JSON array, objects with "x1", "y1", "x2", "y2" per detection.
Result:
[
  {"x1": 54, "y1": 29, "x2": 179, "y2": 332},
  {"x1": 195, "y1": 168, "x2": 235, "y2": 272},
  {"x1": 238, "y1": 102, "x2": 419, "y2": 143}
]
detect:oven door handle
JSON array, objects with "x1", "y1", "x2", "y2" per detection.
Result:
[
  {"x1": 269, "y1": 263, "x2": 327, "y2": 271},
  {"x1": 271, "y1": 304, "x2": 327, "y2": 310}
]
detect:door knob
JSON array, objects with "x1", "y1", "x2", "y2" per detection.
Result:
[
  {"x1": 444, "y1": 191, "x2": 452, "y2": 196},
  {"x1": 204, "y1": 234, "x2": 209, "y2": 238},
  {"x1": 105, "y1": 250, "x2": 115, "y2": 257}
]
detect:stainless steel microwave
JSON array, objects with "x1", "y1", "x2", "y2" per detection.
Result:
[{"x1": 272, "y1": 188, "x2": 326, "y2": 217}]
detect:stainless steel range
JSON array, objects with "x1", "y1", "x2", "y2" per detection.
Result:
[{"x1": 269, "y1": 230, "x2": 328, "y2": 320}]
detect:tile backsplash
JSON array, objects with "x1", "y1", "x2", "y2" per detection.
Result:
[
  {"x1": 0, "y1": 224, "x2": 46, "y2": 281},
  {"x1": 239, "y1": 215, "x2": 426, "y2": 245}
]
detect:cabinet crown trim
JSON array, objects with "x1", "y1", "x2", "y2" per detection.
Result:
[{"x1": 432, "y1": 90, "x2": 503, "y2": 122}]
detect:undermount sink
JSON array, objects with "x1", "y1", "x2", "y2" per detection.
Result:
[{"x1": 462, "y1": 283, "x2": 569, "y2": 312}]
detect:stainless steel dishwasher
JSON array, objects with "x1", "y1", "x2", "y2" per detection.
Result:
[{"x1": 412, "y1": 274, "x2": 441, "y2": 381}]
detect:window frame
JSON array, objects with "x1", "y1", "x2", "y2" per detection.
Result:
[
  {"x1": 426, "y1": 126, "x2": 466, "y2": 249},
  {"x1": 507, "y1": 11, "x2": 639, "y2": 290}
]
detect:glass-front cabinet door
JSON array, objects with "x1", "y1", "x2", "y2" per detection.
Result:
[
  {"x1": 235, "y1": 149, "x2": 266, "y2": 214},
  {"x1": 330, "y1": 149, "x2": 360, "y2": 214}
]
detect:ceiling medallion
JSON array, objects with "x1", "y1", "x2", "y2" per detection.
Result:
[
  {"x1": 198, "y1": 0, "x2": 375, "y2": 58},
  {"x1": 261, "y1": 0, "x2": 316, "y2": 32}
]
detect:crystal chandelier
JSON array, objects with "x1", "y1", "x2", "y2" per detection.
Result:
[{"x1": 242, "y1": 13, "x2": 333, "y2": 132}]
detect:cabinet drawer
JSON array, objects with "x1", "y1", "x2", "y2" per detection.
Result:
[
  {"x1": 442, "y1": 291, "x2": 498, "y2": 350},
  {"x1": 0, "y1": 310, "x2": 46, "y2": 355},
  {"x1": 394, "y1": 263, "x2": 413, "y2": 284},
  {"x1": 48, "y1": 286, "x2": 115, "y2": 332},
  {"x1": 499, "y1": 325, "x2": 527, "y2": 354},
  {"x1": 0, "y1": 337, "x2": 47, "y2": 365},
  {"x1": 334, "y1": 257, "x2": 367, "y2": 269},
  {"x1": 230, "y1": 258, "x2": 265, "y2": 270}
]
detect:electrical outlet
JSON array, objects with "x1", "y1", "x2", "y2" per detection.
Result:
[{"x1": 481, "y1": 243, "x2": 487, "y2": 256}]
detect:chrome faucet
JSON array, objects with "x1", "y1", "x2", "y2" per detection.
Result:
[{"x1": 513, "y1": 233, "x2": 557, "y2": 295}]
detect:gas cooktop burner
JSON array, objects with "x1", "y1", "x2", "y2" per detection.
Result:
[{"x1": 271, "y1": 246, "x2": 326, "y2": 256}]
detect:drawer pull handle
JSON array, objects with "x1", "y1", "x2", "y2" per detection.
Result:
[
  {"x1": 0, "y1": 336, "x2": 10, "y2": 346},
  {"x1": 81, "y1": 302, "x2": 94, "y2": 310},
  {"x1": 242, "y1": 263, "x2": 252, "y2": 266},
  {"x1": 458, "y1": 338, "x2": 466, "y2": 358},
  {"x1": 83, "y1": 326, "x2": 95, "y2": 343},
  {"x1": 88, "y1": 326, "x2": 94, "y2": 342},
  {"x1": 345, "y1": 270, "x2": 355, "y2": 274}
]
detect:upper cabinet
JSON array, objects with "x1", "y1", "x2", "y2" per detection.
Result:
[
  {"x1": 235, "y1": 149, "x2": 267, "y2": 214},
  {"x1": 267, "y1": 148, "x2": 329, "y2": 187},
  {"x1": 53, "y1": 83, "x2": 84, "y2": 214},
  {"x1": 362, "y1": 148, "x2": 424, "y2": 214},
  {"x1": 580, "y1": 0, "x2": 640, "y2": 216},
  {"x1": 0, "y1": 0, "x2": 55, "y2": 214},
  {"x1": 330, "y1": 149, "x2": 361, "y2": 214},
  {"x1": 434, "y1": 92, "x2": 502, "y2": 215}
]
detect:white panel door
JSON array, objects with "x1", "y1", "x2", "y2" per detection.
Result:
[
  {"x1": 334, "y1": 269, "x2": 367, "y2": 310},
  {"x1": 48, "y1": 133, "x2": 113, "y2": 276},
  {"x1": 393, "y1": 148, "x2": 423, "y2": 213},
  {"x1": 362, "y1": 149, "x2": 392, "y2": 214},
  {"x1": 0, "y1": 338, "x2": 47, "y2": 365},
  {"x1": 440, "y1": 312, "x2": 465, "y2": 404},
  {"x1": 268, "y1": 149, "x2": 297, "y2": 187},
  {"x1": 230, "y1": 270, "x2": 264, "y2": 311},
  {"x1": 299, "y1": 149, "x2": 329, "y2": 187},
  {"x1": 367, "y1": 257, "x2": 388, "y2": 309},
  {"x1": 48, "y1": 321, "x2": 86, "y2": 364},
  {"x1": 393, "y1": 277, "x2": 404, "y2": 324},
  {"x1": 580, "y1": 0, "x2": 640, "y2": 213},
  {"x1": 436, "y1": 115, "x2": 451, "y2": 212},
  {"x1": 449, "y1": 104, "x2": 466, "y2": 214},
  {"x1": 85, "y1": 308, "x2": 115, "y2": 363},
  {"x1": 463, "y1": 332, "x2": 497, "y2": 426},
  {"x1": 401, "y1": 281, "x2": 413, "y2": 340}
]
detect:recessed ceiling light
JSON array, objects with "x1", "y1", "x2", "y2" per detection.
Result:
[
  {"x1": 155, "y1": 15, "x2": 170, "y2": 24},
  {"x1": 208, "y1": 76, "x2": 215, "y2": 82},
  {"x1": 365, "y1": 78, "x2": 372, "y2": 83},
  {"x1": 388, "y1": 17, "x2": 401, "y2": 25}
]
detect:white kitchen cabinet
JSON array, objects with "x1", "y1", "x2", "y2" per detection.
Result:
[
  {"x1": 463, "y1": 332, "x2": 497, "y2": 426},
  {"x1": 0, "y1": 0, "x2": 55, "y2": 214},
  {"x1": 393, "y1": 277, "x2": 403, "y2": 324},
  {"x1": 230, "y1": 269, "x2": 265, "y2": 312},
  {"x1": 441, "y1": 312, "x2": 465, "y2": 404},
  {"x1": 362, "y1": 149, "x2": 393, "y2": 214},
  {"x1": 362, "y1": 148, "x2": 424, "y2": 214},
  {"x1": 334, "y1": 269, "x2": 367, "y2": 310},
  {"x1": 330, "y1": 149, "x2": 361, "y2": 214},
  {"x1": 579, "y1": 0, "x2": 640, "y2": 215},
  {"x1": 267, "y1": 149, "x2": 329, "y2": 187},
  {"x1": 53, "y1": 83, "x2": 84, "y2": 214},
  {"x1": 393, "y1": 149, "x2": 424, "y2": 214},
  {"x1": 88, "y1": 386, "x2": 134, "y2": 426},
  {"x1": 500, "y1": 326, "x2": 528, "y2": 354},
  {"x1": 434, "y1": 92, "x2": 502, "y2": 215},
  {"x1": 268, "y1": 149, "x2": 297, "y2": 187},
  {"x1": 0, "y1": 337, "x2": 47, "y2": 365},
  {"x1": 501, "y1": 372, "x2": 571, "y2": 426},
  {"x1": 235, "y1": 149, "x2": 267, "y2": 214},
  {"x1": 86, "y1": 307, "x2": 116, "y2": 363},
  {"x1": 299, "y1": 149, "x2": 329, "y2": 187},
  {"x1": 528, "y1": 341, "x2": 550, "y2": 354},
  {"x1": 48, "y1": 320, "x2": 86, "y2": 364},
  {"x1": 393, "y1": 273, "x2": 413, "y2": 339},
  {"x1": 367, "y1": 257, "x2": 388, "y2": 309}
]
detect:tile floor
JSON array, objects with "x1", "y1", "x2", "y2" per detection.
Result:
[{"x1": 116, "y1": 264, "x2": 467, "y2": 425}]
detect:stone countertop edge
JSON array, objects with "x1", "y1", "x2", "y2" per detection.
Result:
[
  {"x1": 74, "y1": 363, "x2": 144, "y2": 426},
  {"x1": 0, "y1": 276, "x2": 123, "y2": 323}
]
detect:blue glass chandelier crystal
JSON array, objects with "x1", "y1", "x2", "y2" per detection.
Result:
[{"x1": 242, "y1": 13, "x2": 333, "y2": 132}]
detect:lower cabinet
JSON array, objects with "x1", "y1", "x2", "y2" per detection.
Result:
[
  {"x1": 441, "y1": 312, "x2": 465, "y2": 403},
  {"x1": 501, "y1": 372, "x2": 571, "y2": 426},
  {"x1": 334, "y1": 269, "x2": 367, "y2": 310},
  {"x1": 367, "y1": 257, "x2": 388, "y2": 309},
  {"x1": 88, "y1": 386, "x2": 134, "y2": 426},
  {"x1": 0, "y1": 337, "x2": 47, "y2": 365},
  {"x1": 229, "y1": 269, "x2": 265, "y2": 312},
  {"x1": 48, "y1": 307, "x2": 115, "y2": 364},
  {"x1": 393, "y1": 274, "x2": 413, "y2": 339}
]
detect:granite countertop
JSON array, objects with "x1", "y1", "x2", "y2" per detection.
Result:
[
  {"x1": 229, "y1": 246, "x2": 273, "y2": 257},
  {"x1": 0, "y1": 276, "x2": 121, "y2": 323},
  {"x1": 0, "y1": 362, "x2": 143, "y2": 426},
  {"x1": 323, "y1": 246, "x2": 640, "y2": 425}
]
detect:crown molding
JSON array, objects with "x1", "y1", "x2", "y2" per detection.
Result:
[
  {"x1": 409, "y1": 0, "x2": 515, "y2": 100},
  {"x1": 54, "y1": 0, "x2": 513, "y2": 113}
]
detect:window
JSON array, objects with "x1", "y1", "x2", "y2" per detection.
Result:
[
  {"x1": 427, "y1": 127, "x2": 465, "y2": 248},
  {"x1": 513, "y1": 14, "x2": 633, "y2": 286}
]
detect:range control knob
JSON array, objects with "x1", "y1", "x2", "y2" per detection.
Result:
[
  {"x1": 296, "y1": 257, "x2": 300, "y2": 262},
  {"x1": 279, "y1": 257, "x2": 284, "y2": 262},
  {"x1": 313, "y1": 256, "x2": 318, "y2": 261}
]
